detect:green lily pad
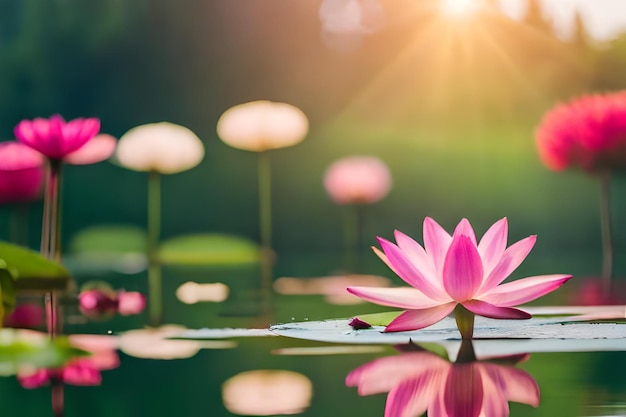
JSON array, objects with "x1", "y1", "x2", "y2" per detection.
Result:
[
  {"x1": 269, "y1": 308, "x2": 626, "y2": 348},
  {"x1": 69, "y1": 225, "x2": 147, "y2": 254},
  {"x1": 159, "y1": 234, "x2": 261, "y2": 266},
  {"x1": 65, "y1": 225, "x2": 148, "y2": 274},
  {"x1": 0, "y1": 242, "x2": 70, "y2": 291}
]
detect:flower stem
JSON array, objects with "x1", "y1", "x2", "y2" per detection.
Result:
[
  {"x1": 40, "y1": 159, "x2": 64, "y2": 416},
  {"x1": 455, "y1": 339, "x2": 477, "y2": 363},
  {"x1": 599, "y1": 171, "x2": 613, "y2": 290},
  {"x1": 454, "y1": 304, "x2": 475, "y2": 340},
  {"x1": 258, "y1": 152, "x2": 273, "y2": 317},
  {"x1": 147, "y1": 171, "x2": 162, "y2": 326},
  {"x1": 40, "y1": 159, "x2": 63, "y2": 339}
]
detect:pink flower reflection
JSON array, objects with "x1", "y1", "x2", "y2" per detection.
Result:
[
  {"x1": 14, "y1": 115, "x2": 100, "y2": 160},
  {"x1": 346, "y1": 346, "x2": 539, "y2": 417},
  {"x1": 324, "y1": 156, "x2": 392, "y2": 205},
  {"x1": 347, "y1": 217, "x2": 572, "y2": 333},
  {"x1": 536, "y1": 92, "x2": 626, "y2": 172},
  {"x1": 64, "y1": 134, "x2": 116, "y2": 165},
  {"x1": 0, "y1": 142, "x2": 45, "y2": 204},
  {"x1": 18, "y1": 335, "x2": 119, "y2": 388}
]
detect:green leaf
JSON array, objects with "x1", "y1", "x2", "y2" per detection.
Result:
[
  {"x1": 0, "y1": 241, "x2": 70, "y2": 291},
  {"x1": 158, "y1": 234, "x2": 261, "y2": 266}
]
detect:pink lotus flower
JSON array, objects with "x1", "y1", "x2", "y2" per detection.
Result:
[
  {"x1": 14, "y1": 115, "x2": 100, "y2": 160},
  {"x1": 347, "y1": 218, "x2": 572, "y2": 333},
  {"x1": 0, "y1": 142, "x2": 45, "y2": 204},
  {"x1": 324, "y1": 156, "x2": 392, "y2": 205},
  {"x1": 18, "y1": 334, "x2": 119, "y2": 388},
  {"x1": 536, "y1": 92, "x2": 626, "y2": 172},
  {"x1": 346, "y1": 347, "x2": 539, "y2": 417}
]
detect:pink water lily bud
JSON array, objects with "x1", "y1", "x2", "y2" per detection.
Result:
[
  {"x1": 64, "y1": 134, "x2": 117, "y2": 165},
  {"x1": 117, "y1": 291, "x2": 146, "y2": 316},
  {"x1": 347, "y1": 217, "x2": 572, "y2": 333},
  {"x1": 115, "y1": 122, "x2": 204, "y2": 174},
  {"x1": 0, "y1": 142, "x2": 45, "y2": 204},
  {"x1": 324, "y1": 156, "x2": 392, "y2": 205},
  {"x1": 78, "y1": 289, "x2": 118, "y2": 320},
  {"x1": 217, "y1": 100, "x2": 309, "y2": 152},
  {"x1": 14, "y1": 115, "x2": 100, "y2": 160},
  {"x1": 536, "y1": 91, "x2": 626, "y2": 173}
]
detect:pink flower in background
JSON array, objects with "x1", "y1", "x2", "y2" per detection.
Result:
[
  {"x1": 64, "y1": 134, "x2": 117, "y2": 165},
  {"x1": 78, "y1": 290, "x2": 118, "y2": 319},
  {"x1": 18, "y1": 334, "x2": 119, "y2": 388},
  {"x1": 346, "y1": 350, "x2": 539, "y2": 417},
  {"x1": 117, "y1": 291, "x2": 146, "y2": 316},
  {"x1": 347, "y1": 217, "x2": 572, "y2": 332},
  {"x1": 79, "y1": 289, "x2": 146, "y2": 319},
  {"x1": 536, "y1": 92, "x2": 626, "y2": 172},
  {"x1": 4, "y1": 303, "x2": 44, "y2": 329},
  {"x1": 14, "y1": 115, "x2": 100, "y2": 160},
  {"x1": 324, "y1": 156, "x2": 392, "y2": 205},
  {"x1": 0, "y1": 142, "x2": 45, "y2": 204}
]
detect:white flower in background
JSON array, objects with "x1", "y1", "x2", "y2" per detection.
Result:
[
  {"x1": 216, "y1": 101, "x2": 309, "y2": 152},
  {"x1": 324, "y1": 156, "x2": 392, "y2": 205},
  {"x1": 115, "y1": 122, "x2": 204, "y2": 174}
]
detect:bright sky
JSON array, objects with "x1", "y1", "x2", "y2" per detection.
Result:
[{"x1": 498, "y1": 0, "x2": 626, "y2": 41}]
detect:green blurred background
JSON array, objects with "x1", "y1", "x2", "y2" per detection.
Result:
[
  {"x1": 1, "y1": 0, "x2": 626, "y2": 276},
  {"x1": 1, "y1": 2, "x2": 626, "y2": 416}
]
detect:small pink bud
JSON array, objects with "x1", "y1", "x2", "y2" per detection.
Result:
[
  {"x1": 117, "y1": 291, "x2": 146, "y2": 316},
  {"x1": 78, "y1": 290, "x2": 117, "y2": 319},
  {"x1": 348, "y1": 317, "x2": 372, "y2": 330}
]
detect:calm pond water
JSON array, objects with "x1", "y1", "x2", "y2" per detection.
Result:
[{"x1": 0, "y1": 252, "x2": 625, "y2": 417}]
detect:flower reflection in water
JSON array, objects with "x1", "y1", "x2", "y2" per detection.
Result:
[
  {"x1": 222, "y1": 370, "x2": 313, "y2": 416},
  {"x1": 18, "y1": 334, "x2": 119, "y2": 388},
  {"x1": 347, "y1": 340, "x2": 539, "y2": 417}
]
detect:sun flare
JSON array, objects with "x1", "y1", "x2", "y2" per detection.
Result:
[{"x1": 440, "y1": 0, "x2": 480, "y2": 17}]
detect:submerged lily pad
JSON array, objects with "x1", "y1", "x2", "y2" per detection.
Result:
[{"x1": 159, "y1": 234, "x2": 261, "y2": 266}]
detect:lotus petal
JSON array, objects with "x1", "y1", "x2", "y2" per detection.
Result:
[
  {"x1": 462, "y1": 300, "x2": 531, "y2": 320},
  {"x1": 384, "y1": 303, "x2": 456, "y2": 332},
  {"x1": 442, "y1": 236, "x2": 483, "y2": 301},
  {"x1": 480, "y1": 274, "x2": 572, "y2": 307}
]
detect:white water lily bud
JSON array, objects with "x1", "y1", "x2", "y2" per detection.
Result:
[
  {"x1": 115, "y1": 122, "x2": 204, "y2": 174},
  {"x1": 217, "y1": 100, "x2": 308, "y2": 152}
]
